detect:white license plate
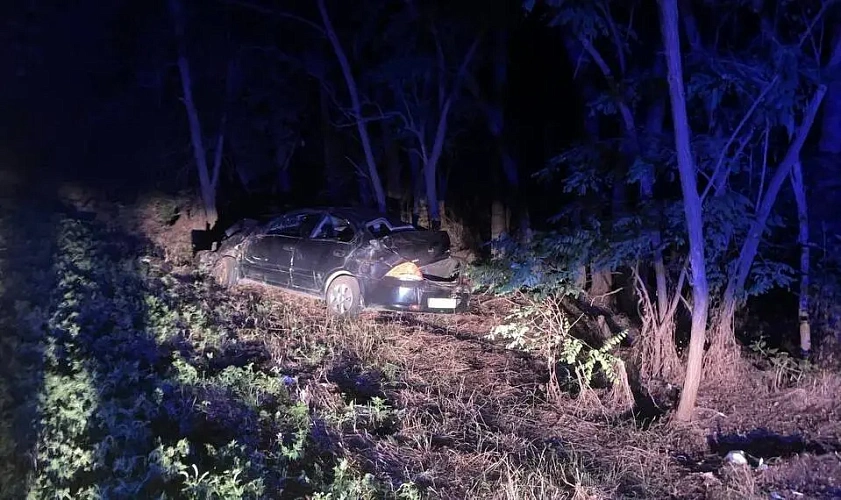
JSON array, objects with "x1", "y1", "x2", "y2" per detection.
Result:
[{"x1": 428, "y1": 297, "x2": 457, "y2": 309}]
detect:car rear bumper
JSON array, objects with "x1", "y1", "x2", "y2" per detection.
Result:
[{"x1": 364, "y1": 277, "x2": 469, "y2": 313}]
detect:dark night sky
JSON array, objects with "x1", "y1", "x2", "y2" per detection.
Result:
[
  {"x1": 3, "y1": 0, "x2": 840, "y2": 242},
  {"x1": 1, "y1": 1, "x2": 577, "y2": 204}
]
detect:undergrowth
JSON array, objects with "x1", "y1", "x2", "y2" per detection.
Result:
[
  {"x1": 0, "y1": 205, "x2": 398, "y2": 499},
  {"x1": 3, "y1": 197, "x2": 839, "y2": 499}
]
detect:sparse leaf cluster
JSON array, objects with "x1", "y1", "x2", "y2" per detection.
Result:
[{"x1": 488, "y1": 296, "x2": 627, "y2": 401}]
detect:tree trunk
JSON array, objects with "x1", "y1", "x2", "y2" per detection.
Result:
[
  {"x1": 644, "y1": 60, "x2": 669, "y2": 320},
  {"x1": 493, "y1": 28, "x2": 530, "y2": 244},
  {"x1": 423, "y1": 98, "x2": 452, "y2": 230},
  {"x1": 589, "y1": 268, "x2": 614, "y2": 307},
  {"x1": 490, "y1": 199, "x2": 508, "y2": 256},
  {"x1": 790, "y1": 161, "x2": 811, "y2": 355},
  {"x1": 659, "y1": 0, "x2": 710, "y2": 422},
  {"x1": 170, "y1": 0, "x2": 217, "y2": 229},
  {"x1": 317, "y1": 0, "x2": 386, "y2": 212},
  {"x1": 421, "y1": 36, "x2": 480, "y2": 228},
  {"x1": 410, "y1": 152, "x2": 423, "y2": 226},
  {"x1": 712, "y1": 86, "x2": 826, "y2": 355},
  {"x1": 637, "y1": 96, "x2": 681, "y2": 379},
  {"x1": 424, "y1": 161, "x2": 441, "y2": 229}
]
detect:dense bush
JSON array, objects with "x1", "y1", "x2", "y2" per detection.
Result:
[
  {"x1": 466, "y1": 231, "x2": 592, "y2": 298},
  {"x1": 0, "y1": 206, "x2": 406, "y2": 499}
]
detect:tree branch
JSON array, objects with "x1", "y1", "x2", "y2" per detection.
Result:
[
  {"x1": 797, "y1": 0, "x2": 839, "y2": 50},
  {"x1": 578, "y1": 35, "x2": 616, "y2": 84},
  {"x1": 701, "y1": 74, "x2": 779, "y2": 202},
  {"x1": 729, "y1": 84, "x2": 827, "y2": 297},
  {"x1": 596, "y1": 1, "x2": 626, "y2": 75}
]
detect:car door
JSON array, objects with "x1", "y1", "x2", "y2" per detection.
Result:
[
  {"x1": 240, "y1": 212, "x2": 313, "y2": 286},
  {"x1": 291, "y1": 213, "x2": 357, "y2": 292}
]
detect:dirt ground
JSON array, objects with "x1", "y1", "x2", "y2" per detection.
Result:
[
  {"x1": 210, "y1": 279, "x2": 841, "y2": 500},
  {"x1": 4, "y1": 182, "x2": 838, "y2": 499}
]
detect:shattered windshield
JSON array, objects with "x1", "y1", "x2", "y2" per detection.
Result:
[{"x1": 365, "y1": 216, "x2": 414, "y2": 238}]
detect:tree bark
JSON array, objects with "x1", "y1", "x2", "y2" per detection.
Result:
[
  {"x1": 317, "y1": 0, "x2": 386, "y2": 212},
  {"x1": 790, "y1": 161, "x2": 811, "y2": 355},
  {"x1": 659, "y1": 0, "x2": 710, "y2": 423}
]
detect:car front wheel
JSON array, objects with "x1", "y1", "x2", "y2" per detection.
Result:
[{"x1": 326, "y1": 276, "x2": 362, "y2": 317}]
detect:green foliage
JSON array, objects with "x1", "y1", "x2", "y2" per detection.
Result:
[
  {"x1": 0, "y1": 210, "x2": 401, "y2": 499},
  {"x1": 749, "y1": 337, "x2": 813, "y2": 389},
  {"x1": 523, "y1": 0, "x2": 821, "y2": 314},
  {"x1": 312, "y1": 459, "x2": 380, "y2": 500},
  {"x1": 468, "y1": 231, "x2": 592, "y2": 297},
  {"x1": 488, "y1": 298, "x2": 627, "y2": 394}
]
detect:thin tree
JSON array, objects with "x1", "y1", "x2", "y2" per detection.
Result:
[
  {"x1": 790, "y1": 161, "x2": 812, "y2": 355},
  {"x1": 225, "y1": 0, "x2": 389, "y2": 212},
  {"x1": 393, "y1": 32, "x2": 481, "y2": 229},
  {"x1": 169, "y1": 0, "x2": 220, "y2": 228},
  {"x1": 657, "y1": 0, "x2": 710, "y2": 422},
  {"x1": 316, "y1": 0, "x2": 386, "y2": 212}
]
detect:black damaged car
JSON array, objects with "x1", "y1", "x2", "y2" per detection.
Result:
[{"x1": 200, "y1": 207, "x2": 470, "y2": 316}]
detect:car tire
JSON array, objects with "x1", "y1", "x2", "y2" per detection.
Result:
[
  {"x1": 325, "y1": 275, "x2": 362, "y2": 317},
  {"x1": 211, "y1": 255, "x2": 239, "y2": 288}
]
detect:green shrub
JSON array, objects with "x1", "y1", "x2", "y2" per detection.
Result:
[{"x1": 0, "y1": 211, "x2": 397, "y2": 498}]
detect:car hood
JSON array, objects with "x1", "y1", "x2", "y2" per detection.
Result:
[{"x1": 379, "y1": 230, "x2": 451, "y2": 266}]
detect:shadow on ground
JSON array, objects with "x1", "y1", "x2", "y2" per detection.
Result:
[{"x1": 0, "y1": 188, "x2": 342, "y2": 498}]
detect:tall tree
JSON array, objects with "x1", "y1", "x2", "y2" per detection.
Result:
[
  {"x1": 316, "y1": 0, "x2": 387, "y2": 212},
  {"x1": 657, "y1": 0, "x2": 710, "y2": 422},
  {"x1": 374, "y1": 3, "x2": 482, "y2": 228},
  {"x1": 226, "y1": 0, "x2": 389, "y2": 211},
  {"x1": 528, "y1": 0, "x2": 683, "y2": 373},
  {"x1": 669, "y1": 0, "x2": 831, "y2": 369},
  {"x1": 169, "y1": 0, "x2": 226, "y2": 228}
]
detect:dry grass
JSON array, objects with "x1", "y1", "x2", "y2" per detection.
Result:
[
  {"x1": 100, "y1": 243, "x2": 837, "y2": 500},
  {"x1": 261, "y1": 285, "x2": 841, "y2": 498},
  {"x1": 130, "y1": 191, "x2": 205, "y2": 266},
  {"x1": 206, "y1": 283, "x2": 690, "y2": 498},
  {"x1": 27, "y1": 180, "x2": 841, "y2": 499},
  {"x1": 121, "y1": 202, "x2": 840, "y2": 500}
]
